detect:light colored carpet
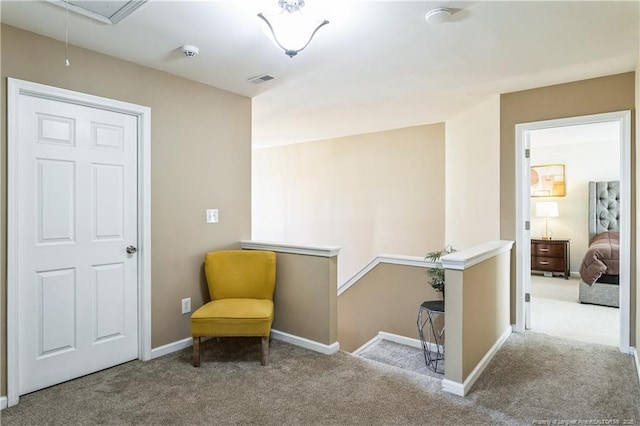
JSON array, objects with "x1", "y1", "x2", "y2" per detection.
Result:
[
  {"x1": 2, "y1": 333, "x2": 638, "y2": 425},
  {"x1": 531, "y1": 275, "x2": 618, "y2": 346},
  {"x1": 358, "y1": 339, "x2": 444, "y2": 377}
]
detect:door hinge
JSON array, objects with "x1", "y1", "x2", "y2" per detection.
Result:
[
  {"x1": 525, "y1": 221, "x2": 530, "y2": 230},
  {"x1": 525, "y1": 148, "x2": 530, "y2": 158},
  {"x1": 525, "y1": 293, "x2": 531, "y2": 302}
]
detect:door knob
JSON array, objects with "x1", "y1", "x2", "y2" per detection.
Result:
[{"x1": 126, "y1": 245, "x2": 137, "y2": 254}]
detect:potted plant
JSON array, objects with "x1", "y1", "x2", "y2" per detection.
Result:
[{"x1": 425, "y1": 245, "x2": 456, "y2": 301}]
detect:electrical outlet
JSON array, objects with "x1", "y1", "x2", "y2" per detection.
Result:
[{"x1": 181, "y1": 297, "x2": 191, "y2": 314}]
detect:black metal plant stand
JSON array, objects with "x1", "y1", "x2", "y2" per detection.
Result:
[{"x1": 416, "y1": 300, "x2": 445, "y2": 374}]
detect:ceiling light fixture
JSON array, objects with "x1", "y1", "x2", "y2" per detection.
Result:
[
  {"x1": 425, "y1": 7, "x2": 452, "y2": 24},
  {"x1": 257, "y1": 0, "x2": 329, "y2": 57}
]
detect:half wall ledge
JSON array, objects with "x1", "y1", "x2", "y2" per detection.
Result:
[
  {"x1": 240, "y1": 240, "x2": 341, "y2": 257},
  {"x1": 441, "y1": 240, "x2": 514, "y2": 270},
  {"x1": 241, "y1": 240, "x2": 341, "y2": 350}
]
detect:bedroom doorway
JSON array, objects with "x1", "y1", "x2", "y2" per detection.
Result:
[{"x1": 514, "y1": 111, "x2": 631, "y2": 353}]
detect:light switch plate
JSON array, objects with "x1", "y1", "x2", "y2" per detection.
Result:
[{"x1": 206, "y1": 209, "x2": 218, "y2": 223}]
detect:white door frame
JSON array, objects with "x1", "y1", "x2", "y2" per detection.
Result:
[
  {"x1": 7, "y1": 78, "x2": 152, "y2": 407},
  {"x1": 514, "y1": 110, "x2": 631, "y2": 354}
]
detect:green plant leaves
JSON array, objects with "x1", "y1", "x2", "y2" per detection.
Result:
[{"x1": 424, "y1": 245, "x2": 456, "y2": 293}]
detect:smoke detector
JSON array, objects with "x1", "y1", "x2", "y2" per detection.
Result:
[
  {"x1": 181, "y1": 45, "x2": 200, "y2": 58},
  {"x1": 425, "y1": 8, "x2": 451, "y2": 24}
]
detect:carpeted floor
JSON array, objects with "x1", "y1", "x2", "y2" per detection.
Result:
[
  {"x1": 531, "y1": 275, "x2": 618, "y2": 346},
  {"x1": 2, "y1": 332, "x2": 639, "y2": 425},
  {"x1": 358, "y1": 339, "x2": 444, "y2": 377}
]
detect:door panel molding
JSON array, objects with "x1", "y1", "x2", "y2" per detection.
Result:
[{"x1": 7, "y1": 78, "x2": 152, "y2": 407}]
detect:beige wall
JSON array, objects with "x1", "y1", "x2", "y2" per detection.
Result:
[
  {"x1": 445, "y1": 96, "x2": 501, "y2": 249},
  {"x1": 1, "y1": 25, "x2": 252, "y2": 395},
  {"x1": 252, "y1": 124, "x2": 446, "y2": 285},
  {"x1": 444, "y1": 251, "x2": 511, "y2": 384},
  {"x1": 500, "y1": 73, "x2": 636, "y2": 340},
  {"x1": 337, "y1": 263, "x2": 441, "y2": 352},
  {"x1": 272, "y1": 253, "x2": 337, "y2": 345}
]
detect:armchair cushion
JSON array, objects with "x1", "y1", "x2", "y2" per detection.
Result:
[{"x1": 191, "y1": 298, "x2": 274, "y2": 337}]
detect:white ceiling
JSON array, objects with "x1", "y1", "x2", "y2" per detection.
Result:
[
  {"x1": 530, "y1": 121, "x2": 620, "y2": 148},
  {"x1": 2, "y1": 1, "x2": 639, "y2": 149}
]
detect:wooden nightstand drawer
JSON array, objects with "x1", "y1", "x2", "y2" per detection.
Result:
[
  {"x1": 532, "y1": 256, "x2": 564, "y2": 271},
  {"x1": 532, "y1": 243, "x2": 564, "y2": 257},
  {"x1": 531, "y1": 238, "x2": 570, "y2": 279}
]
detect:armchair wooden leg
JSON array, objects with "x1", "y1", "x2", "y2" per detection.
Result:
[
  {"x1": 261, "y1": 336, "x2": 269, "y2": 366},
  {"x1": 193, "y1": 337, "x2": 200, "y2": 367}
]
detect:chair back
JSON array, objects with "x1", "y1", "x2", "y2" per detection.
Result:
[{"x1": 205, "y1": 250, "x2": 276, "y2": 301}]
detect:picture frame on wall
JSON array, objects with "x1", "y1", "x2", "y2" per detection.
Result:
[{"x1": 531, "y1": 164, "x2": 565, "y2": 197}]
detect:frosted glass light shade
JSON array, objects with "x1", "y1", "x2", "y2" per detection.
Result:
[
  {"x1": 258, "y1": 0, "x2": 329, "y2": 57},
  {"x1": 535, "y1": 201, "x2": 559, "y2": 218}
]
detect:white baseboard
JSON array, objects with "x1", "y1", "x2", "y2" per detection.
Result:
[
  {"x1": 353, "y1": 331, "x2": 442, "y2": 356},
  {"x1": 352, "y1": 334, "x2": 381, "y2": 355},
  {"x1": 442, "y1": 326, "x2": 512, "y2": 397},
  {"x1": 0, "y1": 396, "x2": 7, "y2": 410},
  {"x1": 378, "y1": 331, "x2": 444, "y2": 353},
  {"x1": 442, "y1": 379, "x2": 465, "y2": 396},
  {"x1": 378, "y1": 332, "x2": 422, "y2": 349},
  {"x1": 150, "y1": 337, "x2": 193, "y2": 359},
  {"x1": 149, "y1": 330, "x2": 339, "y2": 360},
  {"x1": 270, "y1": 329, "x2": 340, "y2": 355}
]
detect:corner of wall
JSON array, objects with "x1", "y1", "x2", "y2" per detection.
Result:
[{"x1": 445, "y1": 96, "x2": 501, "y2": 249}]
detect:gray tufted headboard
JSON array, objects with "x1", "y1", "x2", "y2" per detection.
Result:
[{"x1": 588, "y1": 181, "x2": 620, "y2": 244}]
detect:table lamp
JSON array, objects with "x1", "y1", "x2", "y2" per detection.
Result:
[{"x1": 535, "y1": 201, "x2": 559, "y2": 240}]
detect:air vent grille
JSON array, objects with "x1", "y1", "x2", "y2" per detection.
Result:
[{"x1": 247, "y1": 74, "x2": 275, "y2": 85}]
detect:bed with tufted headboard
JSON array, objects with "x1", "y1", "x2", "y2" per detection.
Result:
[{"x1": 578, "y1": 181, "x2": 619, "y2": 307}]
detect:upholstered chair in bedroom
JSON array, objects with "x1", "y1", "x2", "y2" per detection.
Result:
[{"x1": 190, "y1": 250, "x2": 276, "y2": 366}]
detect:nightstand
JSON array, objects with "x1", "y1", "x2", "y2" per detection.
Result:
[{"x1": 531, "y1": 238, "x2": 570, "y2": 279}]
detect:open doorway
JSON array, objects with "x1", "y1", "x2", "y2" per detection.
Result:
[
  {"x1": 528, "y1": 122, "x2": 620, "y2": 347},
  {"x1": 514, "y1": 111, "x2": 631, "y2": 353}
]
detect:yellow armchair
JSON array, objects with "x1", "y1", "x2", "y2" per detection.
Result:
[{"x1": 191, "y1": 250, "x2": 276, "y2": 366}]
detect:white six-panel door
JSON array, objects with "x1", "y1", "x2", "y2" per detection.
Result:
[{"x1": 16, "y1": 93, "x2": 139, "y2": 394}]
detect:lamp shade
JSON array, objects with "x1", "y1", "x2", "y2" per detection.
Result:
[{"x1": 535, "y1": 201, "x2": 559, "y2": 218}]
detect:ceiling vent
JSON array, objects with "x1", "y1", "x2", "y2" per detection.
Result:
[
  {"x1": 46, "y1": 0, "x2": 147, "y2": 25},
  {"x1": 247, "y1": 74, "x2": 276, "y2": 85}
]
